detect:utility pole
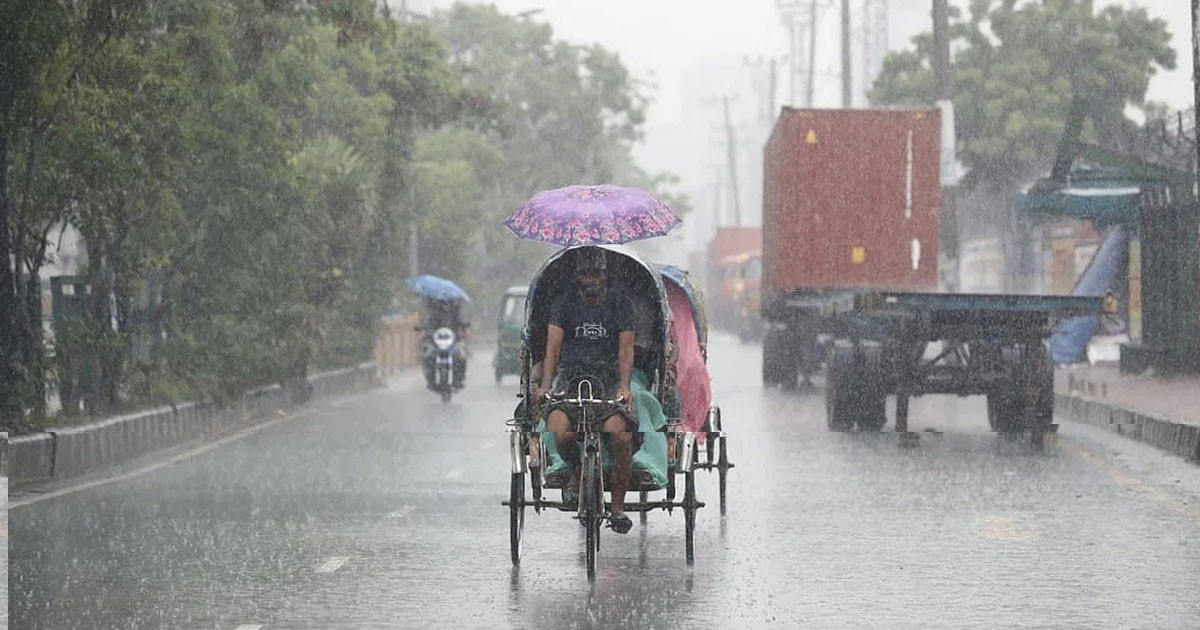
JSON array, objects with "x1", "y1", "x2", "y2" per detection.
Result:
[
  {"x1": 862, "y1": 0, "x2": 871, "y2": 100},
  {"x1": 744, "y1": 56, "x2": 779, "y2": 127},
  {"x1": 841, "y1": 0, "x2": 852, "y2": 107},
  {"x1": 862, "y1": 0, "x2": 888, "y2": 103},
  {"x1": 713, "y1": 169, "x2": 724, "y2": 228},
  {"x1": 807, "y1": 0, "x2": 818, "y2": 106},
  {"x1": 722, "y1": 96, "x2": 743, "y2": 225},
  {"x1": 1193, "y1": 0, "x2": 1199, "y2": 196},
  {"x1": 932, "y1": 0, "x2": 959, "y2": 290},
  {"x1": 769, "y1": 58, "x2": 778, "y2": 123},
  {"x1": 786, "y1": 12, "x2": 798, "y2": 104},
  {"x1": 778, "y1": 1, "x2": 813, "y2": 107},
  {"x1": 932, "y1": 0, "x2": 951, "y2": 102}
]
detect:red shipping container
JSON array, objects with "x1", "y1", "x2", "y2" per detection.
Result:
[
  {"x1": 762, "y1": 108, "x2": 941, "y2": 294},
  {"x1": 707, "y1": 227, "x2": 762, "y2": 268}
]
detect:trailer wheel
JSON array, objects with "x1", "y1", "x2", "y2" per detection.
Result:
[
  {"x1": 827, "y1": 343, "x2": 887, "y2": 431},
  {"x1": 987, "y1": 391, "x2": 1025, "y2": 432},
  {"x1": 989, "y1": 343, "x2": 1054, "y2": 434},
  {"x1": 1029, "y1": 344, "x2": 1055, "y2": 432},
  {"x1": 825, "y1": 345, "x2": 856, "y2": 431},
  {"x1": 762, "y1": 328, "x2": 794, "y2": 387},
  {"x1": 855, "y1": 392, "x2": 888, "y2": 432}
]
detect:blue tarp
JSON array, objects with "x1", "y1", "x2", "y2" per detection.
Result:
[{"x1": 1049, "y1": 225, "x2": 1128, "y2": 364}]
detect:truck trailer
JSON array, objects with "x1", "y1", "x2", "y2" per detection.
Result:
[{"x1": 760, "y1": 107, "x2": 1100, "y2": 442}]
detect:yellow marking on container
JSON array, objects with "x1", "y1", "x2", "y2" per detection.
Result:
[
  {"x1": 805, "y1": 129, "x2": 818, "y2": 144},
  {"x1": 851, "y1": 246, "x2": 866, "y2": 264}
]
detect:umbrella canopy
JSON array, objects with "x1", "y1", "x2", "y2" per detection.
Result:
[
  {"x1": 504, "y1": 184, "x2": 681, "y2": 246},
  {"x1": 406, "y1": 275, "x2": 470, "y2": 302}
]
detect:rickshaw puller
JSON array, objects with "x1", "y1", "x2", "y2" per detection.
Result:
[{"x1": 535, "y1": 247, "x2": 639, "y2": 534}]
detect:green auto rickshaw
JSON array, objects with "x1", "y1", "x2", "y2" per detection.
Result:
[{"x1": 494, "y1": 285, "x2": 528, "y2": 383}]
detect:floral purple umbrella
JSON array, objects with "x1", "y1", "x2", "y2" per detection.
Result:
[{"x1": 504, "y1": 184, "x2": 681, "y2": 246}]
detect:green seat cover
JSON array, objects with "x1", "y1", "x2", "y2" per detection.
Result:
[{"x1": 535, "y1": 369, "x2": 668, "y2": 489}]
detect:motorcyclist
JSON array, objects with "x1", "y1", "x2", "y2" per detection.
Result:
[
  {"x1": 419, "y1": 297, "x2": 469, "y2": 389},
  {"x1": 534, "y1": 246, "x2": 638, "y2": 534}
]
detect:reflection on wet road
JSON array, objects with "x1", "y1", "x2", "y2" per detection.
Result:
[{"x1": 11, "y1": 334, "x2": 1200, "y2": 629}]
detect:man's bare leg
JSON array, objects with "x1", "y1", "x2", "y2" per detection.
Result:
[
  {"x1": 546, "y1": 410, "x2": 578, "y2": 490},
  {"x1": 602, "y1": 414, "x2": 633, "y2": 516}
]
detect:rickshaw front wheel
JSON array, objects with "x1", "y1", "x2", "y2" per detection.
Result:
[{"x1": 581, "y1": 454, "x2": 603, "y2": 581}]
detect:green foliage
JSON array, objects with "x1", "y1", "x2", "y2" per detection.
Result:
[
  {"x1": 424, "y1": 4, "x2": 688, "y2": 315},
  {"x1": 1, "y1": 0, "x2": 678, "y2": 429},
  {"x1": 869, "y1": 0, "x2": 1175, "y2": 190}
]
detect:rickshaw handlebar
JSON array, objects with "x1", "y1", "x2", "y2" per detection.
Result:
[{"x1": 543, "y1": 393, "x2": 627, "y2": 406}]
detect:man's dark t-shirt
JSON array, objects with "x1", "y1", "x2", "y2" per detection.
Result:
[{"x1": 548, "y1": 289, "x2": 635, "y2": 382}]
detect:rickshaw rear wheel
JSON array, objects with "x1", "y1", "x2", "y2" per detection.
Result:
[
  {"x1": 712, "y1": 412, "x2": 729, "y2": 515},
  {"x1": 683, "y1": 471, "x2": 697, "y2": 565},
  {"x1": 640, "y1": 490, "x2": 649, "y2": 524},
  {"x1": 509, "y1": 472, "x2": 525, "y2": 566}
]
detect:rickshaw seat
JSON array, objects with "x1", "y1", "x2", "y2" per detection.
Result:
[{"x1": 535, "y1": 369, "x2": 669, "y2": 490}]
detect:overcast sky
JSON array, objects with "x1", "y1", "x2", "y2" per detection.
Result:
[{"x1": 416, "y1": 0, "x2": 1194, "y2": 255}]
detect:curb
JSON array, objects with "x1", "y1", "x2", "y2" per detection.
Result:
[
  {"x1": 1055, "y1": 394, "x2": 1200, "y2": 464},
  {"x1": 9, "y1": 362, "x2": 380, "y2": 487}
]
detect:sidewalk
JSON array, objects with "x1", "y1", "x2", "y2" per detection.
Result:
[{"x1": 1055, "y1": 364, "x2": 1200, "y2": 463}]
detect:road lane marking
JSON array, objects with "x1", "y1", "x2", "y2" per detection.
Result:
[
  {"x1": 386, "y1": 505, "x2": 415, "y2": 519},
  {"x1": 10, "y1": 409, "x2": 320, "y2": 509},
  {"x1": 315, "y1": 556, "x2": 350, "y2": 574},
  {"x1": 1061, "y1": 443, "x2": 1200, "y2": 526},
  {"x1": 234, "y1": 625, "x2": 264, "y2": 630},
  {"x1": 978, "y1": 514, "x2": 1037, "y2": 541},
  {"x1": 478, "y1": 441, "x2": 494, "y2": 451},
  {"x1": 444, "y1": 468, "x2": 463, "y2": 480}
]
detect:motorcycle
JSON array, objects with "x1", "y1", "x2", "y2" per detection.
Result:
[{"x1": 424, "y1": 326, "x2": 463, "y2": 403}]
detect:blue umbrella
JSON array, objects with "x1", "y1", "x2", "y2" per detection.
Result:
[{"x1": 406, "y1": 275, "x2": 471, "y2": 302}]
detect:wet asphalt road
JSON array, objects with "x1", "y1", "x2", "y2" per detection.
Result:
[{"x1": 10, "y1": 333, "x2": 1200, "y2": 629}]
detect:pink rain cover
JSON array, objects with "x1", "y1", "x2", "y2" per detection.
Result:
[{"x1": 666, "y1": 282, "x2": 711, "y2": 441}]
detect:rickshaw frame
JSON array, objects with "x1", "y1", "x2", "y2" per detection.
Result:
[{"x1": 502, "y1": 245, "x2": 709, "y2": 580}]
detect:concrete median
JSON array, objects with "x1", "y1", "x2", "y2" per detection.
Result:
[
  {"x1": 10, "y1": 362, "x2": 381, "y2": 487},
  {"x1": 1056, "y1": 394, "x2": 1200, "y2": 464}
]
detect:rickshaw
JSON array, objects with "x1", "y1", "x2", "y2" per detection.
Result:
[
  {"x1": 503, "y1": 245, "x2": 714, "y2": 580},
  {"x1": 494, "y1": 285, "x2": 528, "y2": 383},
  {"x1": 656, "y1": 264, "x2": 733, "y2": 514}
]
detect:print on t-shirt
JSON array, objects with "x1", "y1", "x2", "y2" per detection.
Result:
[{"x1": 575, "y1": 322, "x2": 608, "y2": 340}]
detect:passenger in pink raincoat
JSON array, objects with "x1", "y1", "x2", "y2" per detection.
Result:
[{"x1": 665, "y1": 281, "x2": 711, "y2": 441}]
